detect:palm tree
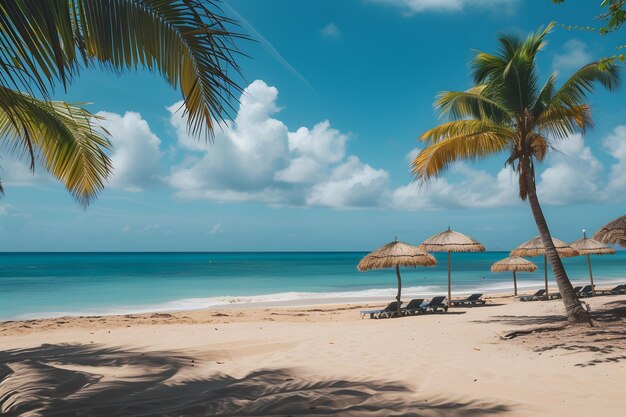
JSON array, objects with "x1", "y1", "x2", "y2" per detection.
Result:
[
  {"x1": 0, "y1": 0, "x2": 243, "y2": 206},
  {"x1": 412, "y1": 23, "x2": 620, "y2": 323}
]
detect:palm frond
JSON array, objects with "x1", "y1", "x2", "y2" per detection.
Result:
[
  {"x1": 537, "y1": 104, "x2": 592, "y2": 139},
  {"x1": 530, "y1": 134, "x2": 549, "y2": 161},
  {"x1": 434, "y1": 86, "x2": 513, "y2": 123},
  {"x1": 550, "y1": 60, "x2": 621, "y2": 108},
  {"x1": 412, "y1": 132, "x2": 510, "y2": 181},
  {"x1": 0, "y1": 1, "x2": 80, "y2": 96},
  {"x1": 75, "y1": 0, "x2": 245, "y2": 138},
  {"x1": 0, "y1": 0, "x2": 245, "y2": 139},
  {"x1": 0, "y1": 87, "x2": 112, "y2": 206},
  {"x1": 420, "y1": 120, "x2": 515, "y2": 144}
]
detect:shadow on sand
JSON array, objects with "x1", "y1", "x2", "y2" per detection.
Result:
[
  {"x1": 473, "y1": 299, "x2": 626, "y2": 368},
  {"x1": 0, "y1": 343, "x2": 511, "y2": 417}
]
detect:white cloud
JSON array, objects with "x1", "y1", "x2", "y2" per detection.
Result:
[
  {"x1": 0, "y1": 157, "x2": 51, "y2": 187},
  {"x1": 390, "y1": 164, "x2": 518, "y2": 210},
  {"x1": 552, "y1": 39, "x2": 592, "y2": 72},
  {"x1": 320, "y1": 23, "x2": 341, "y2": 38},
  {"x1": 537, "y1": 134, "x2": 603, "y2": 204},
  {"x1": 97, "y1": 111, "x2": 163, "y2": 192},
  {"x1": 167, "y1": 80, "x2": 385, "y2": 209},
  {"x1": 367, "y1": 0, "x2": 515, "y2": 15},
  {"x1": 602, "y1": 125, "x2": 626, "y2": 196},
  {"x1": 307, "y1": 156, "x2": 389, "y2": 208}
]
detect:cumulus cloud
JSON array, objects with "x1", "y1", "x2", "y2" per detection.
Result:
[
  {"x1": 97, "y1": 111, "x2": 163, "y2": 192},
  {"x1": 167, "y1": 80, "x2": 386, "y2": 209},
  {"x1": 537, "y1": 134, "x2": 603, "y2": 204},
  {"x1": 552, "y1": 39, "x2": 592, "y2": 72},
  {"x1": 0, "y1": 157, "x2": 50, "y2": 187},
  {"x1": 307, "y1": 156, "x2": 389, "y2": 208},
  {"x1": 390, "y1": 164, "x2": 518, "y2": 210},
  {"x1": 602, "y1": 125, "x2": 626, "y2": 196},
  {"x1": 320, "y1": 23, "x2": 341, "y2": 38},
  {"x1": 367, "y1": 0, "x2": 515, "y2": 15}
]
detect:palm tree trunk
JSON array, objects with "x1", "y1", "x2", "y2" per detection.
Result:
[{"x1": 522, "y1": 160, "x2": 590, "y2": 324}]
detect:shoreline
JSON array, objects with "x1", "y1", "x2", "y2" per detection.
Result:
[{"x1": 5, "y1": 277, "x2": 625, "y2": 322}]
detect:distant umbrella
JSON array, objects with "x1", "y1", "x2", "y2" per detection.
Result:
[
  {"x1": 570, "y1": 230, "x2": 615, "y2": 296},
  {"x1": 510, "y1": 236, "x2": 579, "y2": 297},
  {"x1": 358, "y1": 240, "x2": 436, "y2": 317},
  {"x1": 420, "y1": 228, "x2": 485, "y2": 306},
  {"x1": 593, "y1": 214, "x2": 626, "y2": 247},
  {"x1": 491, "y1": 256, "x2": 537, "y2": 296}
]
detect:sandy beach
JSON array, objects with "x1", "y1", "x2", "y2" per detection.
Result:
[{"x1": 1, "y1": 292, "x2": 625, "y2": 417}]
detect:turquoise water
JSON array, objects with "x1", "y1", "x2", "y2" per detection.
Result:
[{"x1": 1, "y1": 251, "x2": 625, "y2": 320}]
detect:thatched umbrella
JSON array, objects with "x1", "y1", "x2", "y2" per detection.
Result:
[
  {"x1": 570, "y1": 230, "x2": 615, "y2": 296},
  {"x1": 510, "y1": 236, "x2": 579, "y2": 297},
  {"x1": 593, "y1": 214, "x2": 626, "y2": 247},
  {"x1": 420, "y1": 228, "x2": 485, "y2": 305},
  {"x1": 358, "y1": 240, "x2": 436, "y2": 317},
  {"x1": 490, "y1": 256, "x2": 537, "y2": 296}
]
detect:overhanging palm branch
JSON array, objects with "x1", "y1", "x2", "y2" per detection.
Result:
[
  {"x1": 0, "y1": 0, "x2": 244, "y2": 138},
  {"x1": 0, "y1": 87, "x2": 111, "y2": 206},
  {"x1": 413, "y1": 131, "x2": 510, "y2": 179},
  {"x1": 0, "y1": 0, "x2": 245, "y2": 206}
]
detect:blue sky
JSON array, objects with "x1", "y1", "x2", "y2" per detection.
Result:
[{"x1": 1, "y1": 0, "x2": 625, "y2": 252}]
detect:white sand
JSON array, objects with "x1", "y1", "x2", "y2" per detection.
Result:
[{"x1": 1, "y1": 293, "x2": 625, "y2": 416}]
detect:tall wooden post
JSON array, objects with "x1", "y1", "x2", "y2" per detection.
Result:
[
  {"x1": 543, "y1": 253, "x2": 549, "y2": 297},
  {"x1": 395, "y1": 265, "x2": 402, "y2": 317},
  {"x1": 586, "y1": 254, "x2": 595, "y2": 296},
  {"x1": 513, "y1": 271, "x2": 518, "y2": 296},
  {"x1": 447, "y1": 251, "x2": 452, "y2": 306}
]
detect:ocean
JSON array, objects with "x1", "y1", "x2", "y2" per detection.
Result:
[{"x1": 1, "y1": 251, "x2": 624, "y2": 320}]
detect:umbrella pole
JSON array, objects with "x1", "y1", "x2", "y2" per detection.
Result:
[
  {"x1": 395, "y1": 265, "x2": 402, "y2": 317},
  {"x1": 447, "y1": 251, "x2": 451, "y2": 306},
  {"x1": 543, "y1": 253, "x2": 549, "y2": 297},
  {"x1": 513, "y1": 271, "x2": 518, "y2": 296},
  {"x1": 586, "y1": 254, "x2": 595, "y2": 296}
]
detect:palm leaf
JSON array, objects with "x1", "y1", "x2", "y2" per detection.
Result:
[
  {"x1": 434, "y1": 87, "x2": 513, "y2": 123},
  {"x1": 420, "y1": 120, "x2": 515, "y2": 144},
  {"x1": 550, "y1": 61, "x2": 620, "y2": 108},
  {"x1": 537, "y1": 104, "x2": 592, "y2": 139},
  {"x1": 412, "y1": 132, "x2": 510, "y2": 180},
  {"x1": 0, "y1": 0, "x2": 245, "y2": 139},
  {"x1": 0, "y1": 87, "x2": 112, "y2": 207}
]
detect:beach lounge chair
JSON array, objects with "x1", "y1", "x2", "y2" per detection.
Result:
[
  {"x1": 423, "y1": 296, "x2": 448, "y2": 312},
  {"x1": 360, "y1": 301, "x2": 402, "y2": 319},
  {"x1": 401, "y1": 298, "x2": 425, "y2": 316},
  {"x1": 595, "y1": 284, "x2": 626, "y2": 296},
  {"x1": 577, "y1": 285, "x2": 594, "y2": 297},
  {"x1": 520, "y1": 289, "x2": 546, "y2": 301},
  {"x1": 550, "y1": 286, "x2": 585, "y2": 299},
  {"x1": 450, "y1": 293, "x2": 485, "y2": 306}
]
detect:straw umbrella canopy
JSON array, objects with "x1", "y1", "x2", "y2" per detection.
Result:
[
  {"x1": 491, "y1": 256, "x2": 537, "y2": 296},
  {"x1": 593, "y1": 214, "x2": 626, "y2": 247},
  {"x1": 358, "y1": 240, "x2": 436, "y2": 317},
  {"x1": 570, "y1": 230, "x2": 615, "y2": 296},
  {"x1": 419, "y1": 228, "x2": 485, "y2": 305},
  {"x1": 510, "y1": 236, "x2": 579, "y2": 296}
]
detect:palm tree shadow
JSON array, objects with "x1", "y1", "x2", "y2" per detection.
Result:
[{"x1": 0, "y1": 343, "x2": 511, "y2": 417}]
